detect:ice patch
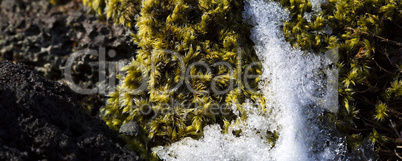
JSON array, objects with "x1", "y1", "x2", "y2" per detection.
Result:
[{"x1": 154, "y1": 103, "x2": 274, "y2": 161}]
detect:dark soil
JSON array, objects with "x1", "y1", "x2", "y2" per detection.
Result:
[{"x1": 0, "y1": 61, "x2": 141, "y2": 160}]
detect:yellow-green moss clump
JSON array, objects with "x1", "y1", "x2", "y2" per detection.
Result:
[
  {"x1": 83, "y1": 0, "x2": 263, "y2": 159},
  {"x1": 83, "y1": 0, "x2": 141, "y2": 28},
  {"x1": 275, "y1": 0, "x2": 401, "y2": 159}
]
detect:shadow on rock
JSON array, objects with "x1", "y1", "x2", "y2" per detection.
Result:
[{"x1": 0, "y1": 61, "x2": 141, "y2": 161}]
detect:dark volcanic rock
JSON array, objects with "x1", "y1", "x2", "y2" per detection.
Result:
[
  {"x1": 0, "y1": 61, "x2": 141, "y2": 161},
  {"x1": 0, "y1": 0, "x2": 137, "y2": 114}
]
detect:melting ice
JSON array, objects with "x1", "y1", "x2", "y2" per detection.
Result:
[{"x1": 154, "y1": 0, "x2": 347, "y2": 160}]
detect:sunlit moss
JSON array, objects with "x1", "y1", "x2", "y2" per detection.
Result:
[
  {"x1": 83, "y1": 0, "x2": 106, "y2": 16},
  {"x1": 374, "y1": 102, "x2": 388, "y2": 122},
  {"x1": 81, "y1": 0, "x2": 264, "y2": 158},
  {"x1": 82, "y1": 0, "x2": 140, "y2": 27},
  {"x1": 369, "y1": 129, "x2": 388, "y2": 144},
  {"x1": 384, "y1": 79, "x2": 402, "y2": 101}
]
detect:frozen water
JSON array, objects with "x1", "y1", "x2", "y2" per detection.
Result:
[{"x1": 154, "y1": 102, "x2": 274, "y2": 161}]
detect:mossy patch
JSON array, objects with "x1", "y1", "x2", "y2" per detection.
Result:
[{"x1": 82, "y1": 0, "x2": 264, "y2": 159}]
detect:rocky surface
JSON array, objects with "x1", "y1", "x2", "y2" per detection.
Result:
[
  {"x1": 0, "y1": 0, "x2": 137, "y2": 114},
  {"x1": 0, "y1": 61, "x2": 141, "y2": 160}
]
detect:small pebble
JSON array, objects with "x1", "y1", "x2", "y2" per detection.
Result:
[{"x1": 119, "y1": 121, "x2": 140, "y2": 136}]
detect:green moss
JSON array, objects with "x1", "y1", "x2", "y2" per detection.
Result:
[
  {"x1": 82, "y1": 0, "x2": 264, "y2": 159},
  {"x1": 276, "y1": 0, "x2": 402, "y2": 159},
  {"x1": 83, "y1": 0, "x2": 106, "y2": 16},
  {"x1": 82, "y1": 0, "x2": 141, "y2": 26},
  {"x1": 374, "y1": 102, "x2": 388, "y2": 121}
]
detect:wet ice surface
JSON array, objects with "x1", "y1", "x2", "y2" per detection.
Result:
[{"x1": 154, "y1": 0, "x2": 350, "y2": 160}]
